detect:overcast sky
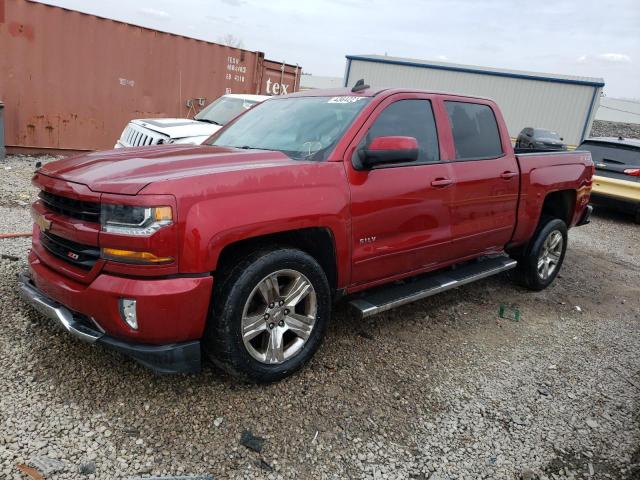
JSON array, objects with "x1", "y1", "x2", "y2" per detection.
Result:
[{"x1": 38, "y1": 0, "x2": 640, "y2": 98}]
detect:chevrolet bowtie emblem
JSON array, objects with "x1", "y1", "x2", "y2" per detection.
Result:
[{"x1": 34, "y1": 212, "x2": 52, "y2": 232}]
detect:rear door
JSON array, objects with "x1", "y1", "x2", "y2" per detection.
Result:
[
  {"x1": 345, "y1": 94, "x2": 454, "y2": 287},
  {"x1": 440, "y1": 98, "x2": 520, "y2": 260}
]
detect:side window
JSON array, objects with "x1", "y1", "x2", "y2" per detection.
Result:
[
  {"x1": 445, "y1": 101, "x2": 503, "y2": 160},
  {"x1": 365, "y1": 99, "x2": 440, "y2": 164}
]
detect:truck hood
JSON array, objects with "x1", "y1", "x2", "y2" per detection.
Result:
[
  {"x1": 38, "y1": 145, "x2": 300, "y2": 195},
  {"x1": 132, "y1": 118, "x2": 221, "y2": 139}
]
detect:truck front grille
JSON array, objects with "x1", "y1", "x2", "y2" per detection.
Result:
[
  {"x1": 39, "y1": 191, "x2": 101, "y2": 223},
  {"x1": 120, "y1": 125, "x2": 168, "y2": 147},
  {"x1": 40, "y1": 231, "x2": 100, "y2": 270}
]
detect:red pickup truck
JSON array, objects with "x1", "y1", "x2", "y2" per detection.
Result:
[{"x1": 19, "y1": 86, "x2": 594, "y2": 382}]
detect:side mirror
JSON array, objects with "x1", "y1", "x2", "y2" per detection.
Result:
[{"x1": 356, "y1": 136, "x2": 419, "y2": 169}]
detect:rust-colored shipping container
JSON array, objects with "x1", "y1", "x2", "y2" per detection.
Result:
[
  {"x1": 0, "y1": 0, "x2": 301, "y2": 152},
  {"x1": 259, "y1": 60, "x2": 301, "y2": 96}
]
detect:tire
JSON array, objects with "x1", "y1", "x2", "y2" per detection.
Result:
[
  {"x1": 517, "y1": 216, "x2": 568, "y2": 291},
  {"x1": 204, "y1": 247, "x2": 331, "y2": 383}
]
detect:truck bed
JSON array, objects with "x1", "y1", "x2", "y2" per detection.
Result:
[{"x1": 511, "y1": 150, "x2": 594, "y2": 246}]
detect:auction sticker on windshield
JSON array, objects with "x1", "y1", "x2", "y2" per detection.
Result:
[{"x1": 327, "y1": 96, "x2": 367, "y2": 104}]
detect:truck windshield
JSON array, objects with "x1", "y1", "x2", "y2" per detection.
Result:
[
  {"x1": 206, "y1": 96, "x2": 371, "y2": 161},
  {"x1": 195, "y1": 96, "x2": 260, "y2": 126}
]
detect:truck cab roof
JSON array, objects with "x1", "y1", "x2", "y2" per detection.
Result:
[{"x1": 285, "y1": 86, "x2": 495, "y2": 103}]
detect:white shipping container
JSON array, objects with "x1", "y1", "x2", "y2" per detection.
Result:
[{"x1": 344, "y1": 55, "x2": 604, "y2": 149}]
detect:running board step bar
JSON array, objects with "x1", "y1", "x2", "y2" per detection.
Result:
[{"x1": 349, "y1": 256, "x2": 518, "y2": 318}]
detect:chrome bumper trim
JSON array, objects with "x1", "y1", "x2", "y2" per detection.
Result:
[{"x1": 17, "y1": 273, "x2": 103, "y2": 343}]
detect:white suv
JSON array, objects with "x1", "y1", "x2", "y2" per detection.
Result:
[{"x1": 115, "y1": 94, "x2": 269, "y2": 148}]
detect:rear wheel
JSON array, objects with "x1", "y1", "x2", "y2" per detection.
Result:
[
  {"x1": 204, "y1": 247, "x2": 331, "y2": 383},
  {"x1": 517, "y1": 217, "x2": 568, "y2": 291}
]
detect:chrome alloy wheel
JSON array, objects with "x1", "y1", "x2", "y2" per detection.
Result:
[
  {"x1": 537, "y1": 230, "x2": 563, "y2": 280},
  {"x1": 241, "y1": 269, "x2": 317, "y2": 364}
]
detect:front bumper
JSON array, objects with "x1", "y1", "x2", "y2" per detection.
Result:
[
  {"x1": 27, "y1": 250, "x2": 213, "y2": 343},
  {"x1": 18, "y1": 272, "x2": 202, "y2": 374}
]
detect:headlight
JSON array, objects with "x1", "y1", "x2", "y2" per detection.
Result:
[{"x1": 101, "y1": 204, "x2": 173, "y2": 236}]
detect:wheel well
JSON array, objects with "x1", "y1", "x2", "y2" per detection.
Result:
[
  {"x1": 215, "y1": 228, "x2": 338, "y2": 291},
  {"x1": 540, "y1": 190, "x2": 576, "y2": 226},
  {"x1": 507, "y1": 189, "x2": 576, "y2": 260}
]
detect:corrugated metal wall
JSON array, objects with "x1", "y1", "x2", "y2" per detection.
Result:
[
  {"x1": 0, "y1": 0, "x2": 301, "y2": 151},
  {"x1": 346, "y1": 58, "x2": 601, "y2": 149},
  {"x1": 596, "y1": 97, "x2": 640, "y2": 125}
]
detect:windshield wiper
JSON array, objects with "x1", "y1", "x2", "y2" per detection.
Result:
[
  {"x1": 197, "y1": 118, "x2": 222, "y2": 125},
  {"x1": 225, "y1": 145, "x2": 301, "y2": 159},
  {"x1": 237, "y1": 146, "x2": 278, "y2": 151}
]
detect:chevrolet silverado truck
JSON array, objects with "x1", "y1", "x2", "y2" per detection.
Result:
[{"x1": 18, "y1": 86, "x2": 594, "y2": 383}]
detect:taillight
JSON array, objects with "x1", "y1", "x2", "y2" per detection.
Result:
[{"x1": 624, "y1": 168, "x2": 640, "y2": 176}]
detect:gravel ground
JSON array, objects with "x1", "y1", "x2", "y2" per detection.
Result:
[
  {"x1": 590, "y1": 120, "x2": 640, "y2": 140},
  {"x1": 1, "y1": 155, "x2": 638, "y2": 480}
]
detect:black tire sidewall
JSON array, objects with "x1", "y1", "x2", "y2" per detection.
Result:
[
  {"x1": 206, "y1": 248, "x2": 331, "y2": 383},
  {"x1": 523, "y1": 218, "x2": 568, "y2": 290}
]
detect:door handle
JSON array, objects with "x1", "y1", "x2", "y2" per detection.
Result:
[
  {"x1": 431, "y1": 178, "x2": 453, "y2": 187},
  {"x1": 500, "y1": 171, "x2": 518, "y2": 179}
]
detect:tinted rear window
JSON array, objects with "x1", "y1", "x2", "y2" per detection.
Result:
[
  {"x1": 445, "y1": 102, "x2": 503, "y2": 160},
  {"x1": 579, "y1": 142, "x2": 640, "y2": 166}
]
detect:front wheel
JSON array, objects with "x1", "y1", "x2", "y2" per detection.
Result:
[
  {"x1": 204, "y1": 247, "x2": 331, "y2": 383},
  {"x1": 517, "y1": 217, "x2": 568, "y2": 291}
]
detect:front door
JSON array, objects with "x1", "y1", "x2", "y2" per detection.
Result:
[{"x1": 346, "y1": 94, "x2": 454, "y2": 287}]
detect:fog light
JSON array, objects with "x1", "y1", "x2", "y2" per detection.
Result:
[{"x1": 119, "y1": 298, "x2": 138, "y2": 330}]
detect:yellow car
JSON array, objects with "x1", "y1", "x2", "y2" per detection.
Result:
[{"x1": 578, "y1": 137, "x2": 640, "y2": 223}]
